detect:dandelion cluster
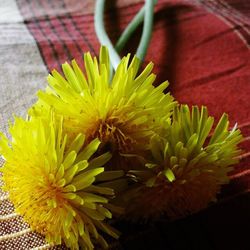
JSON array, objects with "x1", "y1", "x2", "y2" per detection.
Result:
[
  {"x1": 0, "y1": 115, "x2": 121, "y2": 249},
  {"x1": 30, "y1": 47, "x2": 175, "y2": 170},
  {"x1": 0, "y1": 48, "x2": 243, "y2": 249},
  {"x1": 124, "y1": 105, "x2": 242, "y2": 219}
]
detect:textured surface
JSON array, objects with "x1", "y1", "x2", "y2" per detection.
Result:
[{"x1": 0, "y1": 0, "x2": 249, "y2": 249}]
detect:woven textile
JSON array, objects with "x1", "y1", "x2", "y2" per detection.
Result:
[{"x1": 0, "y1": 0, "x2": 249, "y2": 249}]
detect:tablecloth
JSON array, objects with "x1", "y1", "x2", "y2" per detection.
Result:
[{"x1": 0, "y1": 0, "x2": 249, "y2": 249}]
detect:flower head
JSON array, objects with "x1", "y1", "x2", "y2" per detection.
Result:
[
  {"x1": 0, "y1": 114, "x2": 121, "y2": 249},
  {"x1": 30, "y1": 47, "x2": 176, "y2": 170},
  {"x1": 125, "y1": 105, "x2": 243, "y2": 220}
]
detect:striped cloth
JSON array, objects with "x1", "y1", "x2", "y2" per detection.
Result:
[{"x1": 0, "y1": 0, "x2": 249, "y2": 249}]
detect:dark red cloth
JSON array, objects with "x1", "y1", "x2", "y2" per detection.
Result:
[
  {"x1": 18, "y1": 0, "x2": 250, "y2": 199},
  {"x1": 16, "y1": 0, "x2": 250, "y2": 249}
]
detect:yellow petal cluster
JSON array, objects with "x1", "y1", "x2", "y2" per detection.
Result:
[
  {"x1": 124, "y1": 105, "x2": 242, "y2": 219},
  {"x1": 0, "y1": 115, "x2": 119, "y2": 249},
  {"x1": 30, "y1": 47, "x2": 176, "y2": 169},
  {"x1": 0, "y1": 47, "x2": 243, "y2": 249}
]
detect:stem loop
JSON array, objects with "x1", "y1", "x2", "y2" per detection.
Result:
[
  {"x1": 94, "y1": 0, "x2": 121, "y2": 70},
  {"x1": 136, "y1": 0, "x2": 155, "y2": 64},
  {"x1": 115, "y1": 0, "x2": 158, "y2": 53}
]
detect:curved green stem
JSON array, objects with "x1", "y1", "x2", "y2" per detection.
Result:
[
  {"x1": 94, "y1": 0, "x2": 121, "y2": 70},
  {"x1": 115, "y1": 0, "x2": 158, "y2": 53},
  {"x1": 136, "y1": 0, "x2": 154, "y2": 64}
]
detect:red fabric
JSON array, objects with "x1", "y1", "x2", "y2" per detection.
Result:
[
  {"x1": 18, "y1": 0, "x2": 250, "y2": 199},
  {"x1": 16, "y1": 0, "x2": 250, "y2": 248}
]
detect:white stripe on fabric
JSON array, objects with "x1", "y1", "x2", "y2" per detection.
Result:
[{"x1": 0, "y1": 0, "x2": 48, "y2": 135}]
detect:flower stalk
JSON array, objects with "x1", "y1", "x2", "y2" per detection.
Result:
[
  {"x1": 135, "y1": 0, "x2": 155, "y2": 64},
  {"x1": 115, "y1": 0, "x2": 158, "y2": 53},
  {"x1": 95, "y1": 0, "x2": 156, "y2": 70},
  {"x1": 94, "y1": 0, "x2": 121, "y2": 70}
]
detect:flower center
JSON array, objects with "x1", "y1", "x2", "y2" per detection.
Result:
[{"x1": 91, "y1": 119, "x2": 136, "y2": 154}]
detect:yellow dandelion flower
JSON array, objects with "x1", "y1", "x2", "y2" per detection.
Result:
[
  {"x1": 0, "y1": 115, "x2": 121, "y2": 250},
  {"x1": 29, "y1": 47, "x2": 176, "y2": 170},
  {"x1": 125, "y1": 105, "x2": 243, "y2": 220}
]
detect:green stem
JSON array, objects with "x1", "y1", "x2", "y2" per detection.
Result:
[
  {"x1": 94, "y1": 0, "x2": 121, "y2": 70},
  {"x1": 136, "y1": 0, "x2": 154, "y2": 64},
  {"x1": 115, "y1": 0, "x2": 158, "y2": 53}
]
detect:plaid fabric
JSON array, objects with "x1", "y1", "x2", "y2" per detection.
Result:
[{"x1": 0, "y1": 0, "x2": 249, "y2": 249}]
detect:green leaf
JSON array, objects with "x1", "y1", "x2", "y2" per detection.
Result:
[
  {"x1": 76, "y1": 138, "x2": 101, "y2": 162},
  {"x1": 163, "y1": 168, "x2": 175, "y2": 182},
  {"x1": 63, "y1": 151, "x2": 77, "y2": 170},
  {"x1": 72, "y1": 168, "x2": 104, "y2": 190},
  {"x1": 209, "y1": 113, "x2": 229, "y2": 145},
  {"x1": 88, "y1": 152, "x2": 112, "y2": 169},
  {"x1": 95, "y1": 170, "x2": 124, "y2": 182},
  {"x1": 65, "y1": 133, "x2": 85, "y2": 156}
]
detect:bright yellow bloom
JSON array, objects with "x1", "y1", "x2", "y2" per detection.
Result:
[
  {"x1": 30, "y1": 47, "x2": 176, "y2": 170},
  {"x1": 0, "y1": 115, "x2": 121, "y2": 250},
  {"x1": 125, "y1": 105, "x2": 243, "y2": 220}
]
